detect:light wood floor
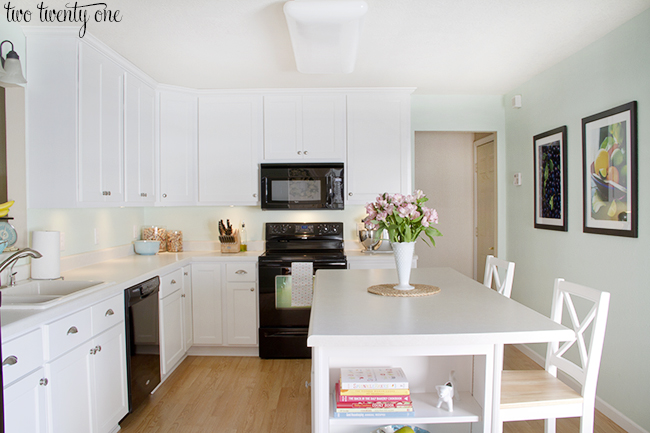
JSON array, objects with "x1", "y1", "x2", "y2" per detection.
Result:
[{"x1": 119, "y1": 346, "x2": 627, "y2": 433}]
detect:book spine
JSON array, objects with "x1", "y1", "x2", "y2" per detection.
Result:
[
  {"x1": 333, "y1": 411, "x2": 415, "y2": 418},
  {"x1": 338, "y1": 394, "x2": 411, "y2": 402},
  {"x1": 339, "y1": 388, "x2": 410, "y2": 396},
  {"x1": 336, "y1": 401, "x2": 413, "y2": 409}
]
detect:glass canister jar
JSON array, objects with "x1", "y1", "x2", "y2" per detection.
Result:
[
  {"x1": 167, "y1": 230, "x2": 183, "y2": 252},
  {"x1": 142, "y1": 225, "x2": 167, "y2": 252}
]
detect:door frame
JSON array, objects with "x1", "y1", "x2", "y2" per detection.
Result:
[{"x1": 473, "y1": 133, "x2": 497, "y2": 280}]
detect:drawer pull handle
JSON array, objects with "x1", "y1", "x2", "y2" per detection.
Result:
[
  {"x1": 181, "y1": 294, "x2": 186, "y2": 298},
  {"x1": 67, "y1": 326, "x2": 79, "y2": 335},
  {"x1": 184, "y1": 272, "x2": 189, "y2": 276},
  {"x1": 105, "y1": 309, "x2": 115, "y2": 316},
  {"x1": 171, "y1": 279, "x2": 177, "y2": 284},
  {"x1": 40, "y1": 378, "x2": 49, "y2": 386},
  {"x1": 235, "y1": 270, "x2": 247, "y2": 275},
  {"x1": 2, "y1": 355, "x2": 18, "y2": 366}
]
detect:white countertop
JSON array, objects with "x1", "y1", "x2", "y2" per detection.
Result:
[{"x1": 307, "y1": 267, "x2": 573, "y2": 347}]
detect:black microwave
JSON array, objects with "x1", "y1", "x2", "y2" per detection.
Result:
[{"x1": 260, "y1": 163, "x2": 344, "y2": 210}]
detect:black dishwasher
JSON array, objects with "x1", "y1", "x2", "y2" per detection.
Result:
[{"x1": 123, "y1": 276, "x2": 160, "y2": 415}]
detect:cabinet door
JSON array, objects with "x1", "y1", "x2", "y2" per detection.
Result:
[
  {"x1": 346, "y1": 93, "x2": 412, "y2": 204},
  {"x1": 90, "y1": 325, "x2": 128, "y2": 433},
  {"x1": 182, "y1": 266, "x2": 193, "y2": 350},
  {"x1": 78, "y1": 43, "x2": 125, "y2": 204},
  {"x1": 47, "y1": 344, "x2": 93, "y2": 433},
  {"x1": 159, "y1": 90, "x2": 198, "y2": 205},
  {"x1": 3, "y1": 369, "x2": 48, "y2": 433},
  {"x1": 191, "y1": 263, "x2": 223, "y2": 345},
  {"x1": 226, "y1": 282, "x2": 258, "y2": 346},
  {"x1": 263, "y1": 95, "x2": 302, "y2": 160},
  {"x1": 301, "y1": 94, "x2": 346, "y2": 161},
  {"x1": 160, "y1": 290, "x2": 185, "y2": 375},
  {"x1": 124, "y1": 74, "x2": 156, "y2": 205},
  {"x1": 198, "y1": 94, "x2": 262, "y2": 205}
]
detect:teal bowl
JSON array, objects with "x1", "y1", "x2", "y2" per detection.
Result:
[{"x1": 133, "y1": 240, "x2": 160, "y2": 255}]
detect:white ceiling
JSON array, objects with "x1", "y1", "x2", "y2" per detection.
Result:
[{"x1": 15, "y1": 0, "x2": 650, "y2": 94}]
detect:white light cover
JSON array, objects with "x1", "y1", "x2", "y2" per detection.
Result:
[
  {"x1": 284, "y1": 0, "x2": 368, "y2": 74},
  {"x1": 0, "y1": 58, "x2": 26, "y2": 84}
]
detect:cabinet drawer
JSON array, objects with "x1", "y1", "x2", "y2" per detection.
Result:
[
  {"x1": 160, "y1": 268, "x2": 183, "y2": 298},
  {"x1": 2, "y1": 328, "x2": 44, "y2": 387},
  {"x1": 45, "y1": 308, "x2": 92, "y2": 360},
  {"x1": 226, "y1": 263, "x2": 256, "y2": 282},
  {"x1": 92, "y1": 293, "x2": 125, "y2": 335}
]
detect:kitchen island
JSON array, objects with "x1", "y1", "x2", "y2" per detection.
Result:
[{"x1": 308, "y1": 267, "x2": 574, "y2": 433}]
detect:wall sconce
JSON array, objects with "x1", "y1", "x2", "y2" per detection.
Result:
[
  {"x1": 284, "y1": 0, "x2": 368, "y2": 74},
  {"x1": 0, "y1": 40, "x2": 27, "y2": 84}
]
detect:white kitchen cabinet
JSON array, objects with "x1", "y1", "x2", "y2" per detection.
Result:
[
  {"x1": 198, "y1": 94, "x2": 262, "y2": 205},
  {"x1": 346, "y1": 91, "x2": 413, "y2": 204},
  {"x1": 182, "y1": 265, "x2": 193, "y2": 350},
  {"x1": 3, "y1": 368, "x2": 49, "y2": 433},
  {"x1": 160, "y1": 289, "x2": 185, "y2": 376},
  {"x1": 263, "y1": 94, "x2": 346, "y2": 161},
  {"x1": 225, "y1": 282, "x2": 258, "y2": 346},
  {"x1": 78, "y1": 43, "x2": 125, "y2": 204},
  {"x1": 158, "y1": 89, "x2": 198, "y2": 205},
  {"x1": 191, "y1": 263, "x2": 223, "y2": 345},
  {"x1": 124, "y1": 74, "x2": 156, "y2": 205}
]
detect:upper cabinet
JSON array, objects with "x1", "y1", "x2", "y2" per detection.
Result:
[
  {"x1": 346, "y1": 92, "x2": 412, "y2": 205},
  {"x1": 198, "y1": 94, "x2": 262, "y2": 205},
  {"x1": 158, "y1": 90, "x2": 198, "y2": 205},
  {"x1": 124, "y1": 75, "x2": 156, "y2": 205},
  {"x1": 263, "y1": 94, "x2": 346, "y2": 162},
  {"x1": 25, "y1": 30, "x2": 158, "y2": 209}
]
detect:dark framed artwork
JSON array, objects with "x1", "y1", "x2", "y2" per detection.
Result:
[
  {"x1": 582, "y1": 101, "x2": 637, "y2": 237},
  {"x1": 534, "y1": 126, "x2": 568, "y2": 231}
]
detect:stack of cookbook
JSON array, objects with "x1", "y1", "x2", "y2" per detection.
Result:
[{"x1": 334, "y1": 367, "x2": 414, "y2": 418}]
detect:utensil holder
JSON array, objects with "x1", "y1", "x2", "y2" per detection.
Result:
[{"x1": 219, "y1": 230, "x2": 241, "y2": 253}]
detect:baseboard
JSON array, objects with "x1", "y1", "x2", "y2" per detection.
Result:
[
  {"x1": 513, "y1": 344, "x2": 649, "y2": 433},
  {"x1": 187, "y1": 345, "x2": 259, "y2": 357}
]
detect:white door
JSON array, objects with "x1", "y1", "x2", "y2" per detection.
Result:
[
  {"x1": 90, "y1": 325, "x2": 129, "y2": 433},
  {"x1": 159, "y1": 90, "x2": 197, "y2": 204},
  {"x1": 475, "y1": 134, "x2": 497, "y2": 280},
  {"x1": 160, "y1": 289, "x2": 185, "y2": 375},
  {"x1": 47, "y1": 344, "x2": 94, "y2": 433},
  {"x1": 226, "y1": 282, "x2": 258, "y2": 345},
  {"x1": 198, "y1": 94, "x2": 262, "y2": 205},
  {"x1": 3, "y1": 369, "x2": 48, "y2": 433},
  {"x1": 191, "y1": 263, "x2": 223, "y2": 345},
  {"x1": 346, "y1": 93, "x2": 411, "y2": 204},
  {"x1": 300, "y1": 94, "x2": 346, "y2": 161},
  {"x1": 263, "y1": 95, "x2": 302, "y2": 160},
  {"x1": 78, "y1": 43, "x2": 125, "y2": 204},
  {"x1": 124, "y1": 74, "x2": 156, "y2": 204}
]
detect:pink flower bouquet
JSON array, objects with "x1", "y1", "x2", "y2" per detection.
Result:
[{"x1": 363, "y1": 190, "x2": 442, "y2": 245}]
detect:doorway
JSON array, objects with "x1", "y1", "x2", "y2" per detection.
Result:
[
  {"x1": 474, "y1": 134, "x2": 497, "y2": 281},
  {"x1": 414, "y1": 131, "x2": 497, "y2": 281}
]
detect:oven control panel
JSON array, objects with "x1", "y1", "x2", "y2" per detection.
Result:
[{"x1": 266, "y1": 222, "x2": 343, "y2": 238}]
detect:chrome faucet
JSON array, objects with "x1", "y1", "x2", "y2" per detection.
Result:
[{"x1": 0, "y1": 248, "x2": 43, "y2": 288}]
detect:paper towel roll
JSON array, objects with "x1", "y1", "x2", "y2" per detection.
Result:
[{"x1": 31, "y1": 231, "x2": 61, "y2": 279}]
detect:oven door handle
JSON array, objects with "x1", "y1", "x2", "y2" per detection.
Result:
[{"x1": 268, "y1": 330, "x2": 309, "y2": 336}]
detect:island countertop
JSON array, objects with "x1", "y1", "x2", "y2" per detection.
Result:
[{"x1": 307, "y1": 267, "x2": 573, "y2": 347}]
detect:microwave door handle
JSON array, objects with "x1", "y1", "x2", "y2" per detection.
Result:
[
  {"x1": 262, "y1": 177, "x2": 269, "y2": 202},
  {"x1": 325, "y1": 175, "x2": 332, "y2": 208}
]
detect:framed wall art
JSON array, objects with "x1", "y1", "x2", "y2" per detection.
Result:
[
  {"x1": 582, "y1": 101, "x2": 637, "y2": 237},
  {"x1": 534, "y1": 126, "x2": 568, "y2": 231}
]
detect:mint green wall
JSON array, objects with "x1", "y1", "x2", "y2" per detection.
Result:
[{"x1": 504, "y1": 9, "x2": 650, "y2": 431}]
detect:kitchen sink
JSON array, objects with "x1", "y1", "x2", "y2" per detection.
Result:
[{"x1": 1, "y1": 280, "x2": 110, "y2": 309}]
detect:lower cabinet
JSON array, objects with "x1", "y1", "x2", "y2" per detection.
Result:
[
  {"x1": 160, "y1": 288, "x2": 185, "y2": 375},
  {"x1": 192, "y1": 262, "x2": 258, "y2": 348},
  {"x1": 3, "y1": 368, "x2": 49, "y2": 433},
  {"x1": 182, "y1": 265, "x2": 193, "y2": 350}
]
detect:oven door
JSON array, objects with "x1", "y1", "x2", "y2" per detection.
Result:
[{"x1": 260, "y1": 163, "x2": 344, "y2": 210}]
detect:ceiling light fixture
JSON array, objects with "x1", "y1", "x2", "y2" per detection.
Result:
[
  {"x1": 283, "y1": 0, "x2": 368, "y2": 74},
  {"x1": 0, "y1": 40, "x2": 27, "y2": 85}
]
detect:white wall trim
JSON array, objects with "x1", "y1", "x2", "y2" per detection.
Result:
[{"x1": 514, "y1": 344, "x2": 649, "y2": 433}]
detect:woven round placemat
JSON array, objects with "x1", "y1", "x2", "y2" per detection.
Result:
[{"x1": 367, "y1": 284, "x2": 441, "y2": 297}]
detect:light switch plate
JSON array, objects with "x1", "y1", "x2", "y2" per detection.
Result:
[{"x1": 513, "y1": 173, "x2": 522, "y2": 186}]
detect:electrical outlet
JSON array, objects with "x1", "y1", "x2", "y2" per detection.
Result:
[
  {"x1": 60, "y1": 232, "x2": 65, "y2": 251},
  {"x1": 513, "y1": 173, "x2": 522, "y2": 186},
  {"x1": 94, "y1": 228, "x2": 99, "y2": 245}
]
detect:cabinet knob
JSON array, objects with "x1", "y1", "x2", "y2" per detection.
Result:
[
  {"x1": 141, "y1": 192, "x2": 148, "y2": 197},
  {"x1": 40, "y1": 378, "x2": 49, "y2": 387},
  {"x1": 90, "y1": 347, "x2": 97, "y2": 355},
  {"x1": 102, "y1": 191, "x2": 111, "y2": 196},
  {"x1": 348, "y1": 192, "x2": 353, "y2": 196},
  {"x1": 162, "y1": 193, "x2": 168, "y2": 198},
  {"x1": 97, "y1": 345, "x2": 102, "y2": 352},
  {"x1": 253, "y1": 193, "x2": 257, "y2": 198},
  {"x1": 67, "y1": 326, "x2": 79, "y2": 335},
  {"x1": 105, "y1": 309, "x2": 114, "y2": 316},
  {"x1": 250, "y1": 287, "x2": 254, "y2": 292},
  {"x1": 2, "y1": 355, "x2": 18, "y2": 366},
  {"x1": 304, "y1": 150, "x2": 308, "y2": 155},
  {"x1": 235, "y1": 270, "x2": 247, "y2": 275},
  {"x1": 181, "y1": 294, "x2": 186, "y2": 298},
  {"x1": 184, "y1": 272, "x2": 189, "y2": 276},
  {"x1": 171, "y1": 279, "x2": 177, "y2": 284},
  {"x1": 297, "y1": 151, "x2": 302, "y2": 155}
]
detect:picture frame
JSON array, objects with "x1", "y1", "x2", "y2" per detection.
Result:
[
  {"x1": 534, "y1": 126, "x2": 568, "y2": 231},
  {"x1": 582, "y1": 101, "x2": 637, "y2": 237}
]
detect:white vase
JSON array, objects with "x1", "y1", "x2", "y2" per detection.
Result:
[{"x1": 391, "y1": 241, "x2": 416, "y2": 290}]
